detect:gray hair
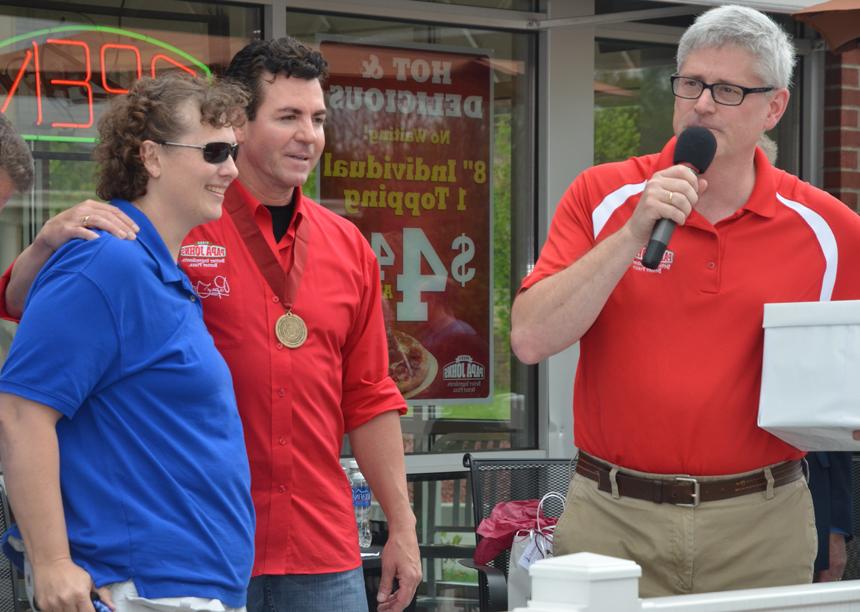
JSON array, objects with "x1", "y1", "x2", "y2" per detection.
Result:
[
  {"x1": 0, "y1": 112, "x2": 34, "y2": 192},
  {"x1": 677, "y1": 5, "x2": 796, "y2": 90}
]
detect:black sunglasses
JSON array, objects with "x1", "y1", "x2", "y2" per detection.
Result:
[{"x1": 157, "y1": 141, "x2": 239, "y2": 164}]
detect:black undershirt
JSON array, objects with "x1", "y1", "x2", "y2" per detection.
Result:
[{"x1": 265, "y1": 201, "x2": 295, "y2": 243}]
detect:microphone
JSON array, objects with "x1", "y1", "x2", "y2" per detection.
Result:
[{"x1": 641, "y1": 126, "x2": 717, "y2": 270}]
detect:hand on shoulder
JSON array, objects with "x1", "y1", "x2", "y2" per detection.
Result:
[{"x1": 33, "y1": 200, "x2": 138, "y2": 255}]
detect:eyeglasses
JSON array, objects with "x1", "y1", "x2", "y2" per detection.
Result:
[
  {"x1": 670, "y1": 75, "x2": 774, "y2": 106},
  {"x1": 157, "y1": 141, "x2": 239, "y2": 164}
]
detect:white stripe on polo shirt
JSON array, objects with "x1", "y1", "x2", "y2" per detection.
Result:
[
  {"x1": 776, "y1": 192, "x2": 838, "y2": 302},
  {"x1": 592, "y1": 180, "x2": 648, "y2": 239}
]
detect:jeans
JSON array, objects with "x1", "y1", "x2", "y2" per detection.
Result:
[{"x1": 247, "y1": 568, "x2": 368, "y2": 612}]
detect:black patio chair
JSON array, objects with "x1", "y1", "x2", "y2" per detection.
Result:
[{"x1": 463, "y1": 453, "x2": 575, "y2": 611}]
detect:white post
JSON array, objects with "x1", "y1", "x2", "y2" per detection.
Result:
[{"x1": 512, "y1": 552, "x2": 643, "y2": 611}]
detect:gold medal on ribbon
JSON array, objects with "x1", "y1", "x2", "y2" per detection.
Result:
[{"x1": 275, "y1": 311, "x2": 307, "y2": 348}]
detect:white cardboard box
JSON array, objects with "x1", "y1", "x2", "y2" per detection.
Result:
[{"x1": 758, "y1": 300, "x2": 860, "y2": 451}]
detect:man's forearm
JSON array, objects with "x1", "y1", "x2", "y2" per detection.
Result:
[
  {"x1": 4, "y1": 242, "x2": 54, "y2": 319},
  {"x1": 350, "y1": 410, "x2": 421, "y2": 611},
  {"x1": 0, "y1": 395, "x2": 71, "y2": 565},
  {"x1": 349, "y1": 410, "x2": 415, "y2": 532},
  {"x1": 4, "y1": 199, "x2": 140, "y2": 319},
  {"x1": 510, "y1": 224, "x2": 642, "y2": 364}
]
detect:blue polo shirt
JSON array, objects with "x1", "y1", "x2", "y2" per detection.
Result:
[{"x1": 0, "y1": 200, "x2": 254, "y2": 607}]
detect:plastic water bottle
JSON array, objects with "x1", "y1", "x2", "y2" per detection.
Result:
[{"x1": 348, "y1": 459, "x2": 372, "y2": 548}]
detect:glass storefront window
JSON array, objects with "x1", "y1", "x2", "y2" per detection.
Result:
[
  {"x1": 594, "y1": 39, "x2": 675, "y2": 164},
  {"x1": 0, "y1": 1, "x2": 261, "y2": 363},
  {"x1": 594, "y1": 37, "x2": 803, "y2": 173},
  {"x1": 287, "y1": 11, "x2": 538, "y2": 457},
  {"x1": 287, "y1": 12, "x2": 538, "y2": 608}
]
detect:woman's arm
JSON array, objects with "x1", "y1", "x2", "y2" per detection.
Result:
[{"x1": 0, "y1": 394, "x2": 97, "y2": 612}]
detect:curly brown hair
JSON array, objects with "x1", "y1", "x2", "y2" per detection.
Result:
[
  {"x1": 0, "y1": 112, "x2": 35, "y2": 192},
  {"x1": 94, "y1": 74, "x2": 249, "y2": 202}
]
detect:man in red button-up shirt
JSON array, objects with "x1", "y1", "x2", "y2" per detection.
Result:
[{"x1": 1, "y1": 38, "x2": 421, "y2": 612}]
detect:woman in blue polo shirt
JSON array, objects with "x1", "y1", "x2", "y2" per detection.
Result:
[{"x1": 0, "y1": 75, "x2": 254, "y2": 612}]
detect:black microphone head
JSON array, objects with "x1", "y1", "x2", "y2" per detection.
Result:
[{"x1": 673, "y1": 126, "x2": 717, "y2": 174}]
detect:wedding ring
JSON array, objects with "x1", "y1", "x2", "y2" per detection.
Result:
[
  {"x1": 667, "y1": 191, "x2": 674, "y2": 204},
  {"x1": 81, "y1": 215, "x2": 91, "y2": 226}
]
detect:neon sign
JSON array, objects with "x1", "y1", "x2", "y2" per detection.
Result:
[{"x1": 0, "y1": 25, "x2": 211, "y2": 143}]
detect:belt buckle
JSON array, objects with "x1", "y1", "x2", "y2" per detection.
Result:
[{"x1": 674, "y1": 476, "x2": 700, "y2": 507}]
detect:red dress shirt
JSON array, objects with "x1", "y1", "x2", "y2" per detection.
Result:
[{"x1": 179, "y1": 180, "x2": 406, "y2": 575}]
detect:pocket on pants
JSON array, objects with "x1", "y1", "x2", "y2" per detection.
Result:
[
  {"x1": 552, "y1": 473, "x2": 589, "y2": 556},
  {"x1": 800, "y1": 480, "x2": 818, "y2": 574}
]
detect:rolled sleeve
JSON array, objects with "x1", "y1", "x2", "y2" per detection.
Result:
[
  {"x1": 343, "y1": 377, "x2": 406, "y2": 432},
  {"x1": 341, "y1": 246, "x2": 406, "y2": 432}
]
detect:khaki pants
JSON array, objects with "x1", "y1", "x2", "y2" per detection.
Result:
[{"x1": 553, "y1": 468, "x2": 817, "y2": 597}]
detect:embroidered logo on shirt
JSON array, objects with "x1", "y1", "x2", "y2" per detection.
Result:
[
  {"x1": 632, "y1": 247, "x2": 674, "y2": 273},
  {"x1": 193, "y1": 275, "x2": 231, "y2": 299},
  {"x1": 179, "y1": 242, "x2": 227, "y2": 269}
]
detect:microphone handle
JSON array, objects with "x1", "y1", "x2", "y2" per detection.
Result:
[
  {"x1": 641, "y1": 219, "x2": 676, "y2": 270},
  {"x1": 641, "y1": 161, "x2": 701, "y2": 270}
]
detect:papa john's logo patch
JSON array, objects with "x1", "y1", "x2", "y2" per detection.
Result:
[
  {"x1": 632, "y1": 247, "x2": 674, "y2": 273},
  {"x1": 179, "y1": 242, "x2": 227, "y2": 269}
]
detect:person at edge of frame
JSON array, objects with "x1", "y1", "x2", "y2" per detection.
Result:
[
  {"x1": 0, "y1": 37, "x2": 421, "y2": 612},
  {"x1": 0, "y1": 74, "x2": 255, "y2": 612}
]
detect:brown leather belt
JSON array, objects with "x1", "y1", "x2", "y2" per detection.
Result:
[{"x1": 575, "y1": 452, "x2": 803, "y2": 507}]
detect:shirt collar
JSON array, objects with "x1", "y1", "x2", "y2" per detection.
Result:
[
  {"x1": 229, "y1": 180, "x2": 307, "y2": 240},
  {"x1": 110, "y1": 199, "x2": 185, "y2": 284},
  {"x1": 660, "y1": 138, "x2": 777, "y2": 219},
  {"x1": 742, "y1": 147, "x2": 778, "y2": 218}
]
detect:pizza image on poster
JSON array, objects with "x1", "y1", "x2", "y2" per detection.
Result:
[
  {"x1": 387, "y1": 328, "x2": 437, "y2": 399},
  {"x1": 320, "y1": 38, "x2": 492, "y2": 402}
]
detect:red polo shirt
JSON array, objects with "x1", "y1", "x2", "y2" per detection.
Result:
[
  {"x1": 521, "y1": 140, "x2": 860, "y2": 476},
  {"x1": 179, "y1": 181, "x2": 406, "y2": 575}
]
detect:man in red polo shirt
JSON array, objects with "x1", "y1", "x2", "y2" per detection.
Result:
[
  {"x1": 511, "y1": 5, "x2": 860, "y2": 597},
  {"x1": 1, "y1": 39, "x2": 420, "y2": 612}
]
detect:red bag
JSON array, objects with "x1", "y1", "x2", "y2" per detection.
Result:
[{"x1": 472, "y1": 499, "x2": 558, "y2": 565}]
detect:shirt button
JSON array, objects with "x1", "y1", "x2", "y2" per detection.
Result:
[
  {"x1": 276, "y1": 343, "x2": 284, "y2": 350},
  {"x1": 189, "y1": 295, "x2": 197, "y2": 302},
  {"x1": 278, "y1": 484, "x2": 287, "y2": 493},
  {"x1": 272, "y1": 296, "x2": 280, "y2": 303},
  {"x1": 706, "y1": 261, "x2": 716, "y2": 269},
  {"x1": 277, "y1": 387, "x2": 286, "y2": 398},
  {"x1": 279, "y1": 436, "x2": 287, "y2": 446}
]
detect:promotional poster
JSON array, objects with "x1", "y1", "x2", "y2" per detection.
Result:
[{"x1": 320, "y1": 39, "x2": 493, "y2": 402}]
